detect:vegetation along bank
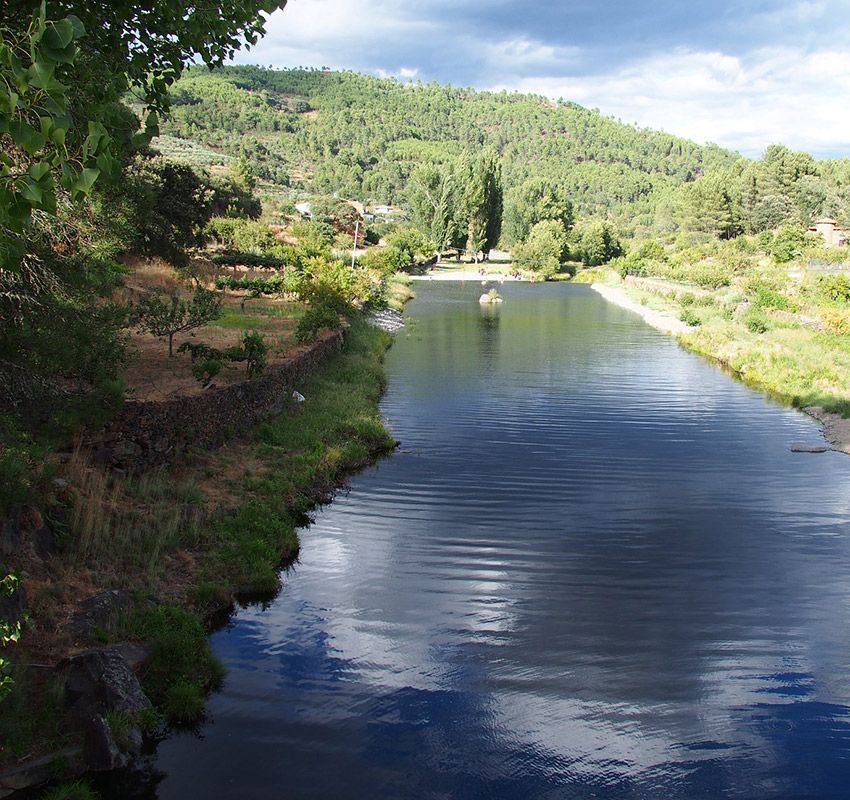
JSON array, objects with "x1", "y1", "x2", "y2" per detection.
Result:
[{"x1": 5, "y1": 3, "x2": 850, "y2": 796}]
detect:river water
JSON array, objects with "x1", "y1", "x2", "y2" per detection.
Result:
[{"x1": 122, "y1": 282, "x2": 850, "y2": 798}]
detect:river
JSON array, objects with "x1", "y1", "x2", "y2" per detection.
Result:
[{"x1": 110, "y1": 281, "x2": 850, "y2": 799}]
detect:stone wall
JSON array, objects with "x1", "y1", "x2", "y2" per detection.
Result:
[{"x1": 88, "y1": 329, "x2": 344, "y2": 472}]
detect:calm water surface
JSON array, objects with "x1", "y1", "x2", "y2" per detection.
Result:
[{"x1": 120, "y1": 282, "x2": 850, "y2": 798}]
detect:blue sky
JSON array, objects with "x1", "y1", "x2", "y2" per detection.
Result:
[{"x1": 234, "y1": 0, "x2": 850, "y2": 158}]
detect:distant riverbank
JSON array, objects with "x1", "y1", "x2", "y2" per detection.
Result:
[
  {"x1": 590, "y1": 278, "x2": 850, "y2": 457},
  {"x1": 410, "y1": 267, "x2": 522, "y2": 282}
]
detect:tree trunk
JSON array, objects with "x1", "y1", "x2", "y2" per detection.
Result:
[{"x1": 168, "y1": 333, "x2": 174, "y2": 357}]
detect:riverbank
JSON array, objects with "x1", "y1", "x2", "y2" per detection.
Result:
[
  {"x1": 589, "y1": 272, "x2": 850, "y2": 456},
  {"x1": 0, "y1": 318, "x2": 398, "y2": 796},
  {"x1": 590, "y1": 283, "x2": 691, "y2": 335},
  {"x1": 410, "y1": 267, "x2": 521, "y2": 282}
]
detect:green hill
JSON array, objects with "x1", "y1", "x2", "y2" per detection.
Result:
[{"x1": 158, "y1": 66, "x2": 736, "y2": 230}]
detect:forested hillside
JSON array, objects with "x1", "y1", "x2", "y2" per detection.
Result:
[
  {"x1": 158, "y1": 65, "x2": 738, "y2": 232},
  {"x1": 159, "y1": 65, "x2": 850, "y2": 244}
]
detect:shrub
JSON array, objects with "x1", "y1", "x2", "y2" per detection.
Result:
[
  {"x1": 129, "y1": 604, "x2": 223, "y2": 711},
  {"x1": 679, "y1": 292, "x2": 696, "y2": 306},
  {"x1": 769, "y1": 224, "x2": 810, "y2": 263},
  {"x1": 239, "y1": 331, "x2": 268, "y2": 379},
  {"x1": 746, "y1": 312, "x2": 770, "y2": 334},
  {"x1": 512, "y1": 219, "x2": 568, "y2": 278},
  {"x1": 818, "y1": 274, "x2": 850, "y2": 303},
  {"x1": 178, "y1": 331, "x2": 268, "y2": 385},
  {"x1": 296, "y1": 306, "x2": 341, "y2": 343},
  {"x1": 820, "y1": 309, "x2": 850, "y2": 335},
  {"x1": 679, "y1": 309, "x2": 701, "y2": 327},
  {"x1": 205, "y1": 218, "x2": 276, "y2": 254}
]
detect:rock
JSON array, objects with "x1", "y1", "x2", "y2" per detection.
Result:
[
  {"x1": 62, "y1": 647, "x2": 152, "y2": 720},
  {"x1": 734, "y1": 300, "x2": 750, "y2": 317},
  {"x1": 0, "y1": 517, "x2": 20, "y2": 559},
  {"x1": 791, "y1": 443, "x2": 830, "y2": 453},
  {"x1": 83, "y1": 715, "x2": 129, "y2": 771},
  {"x1": 110, "y1": 439, "x2": 143, "y2": 463},
  {"x1": 111, "y1": 641, "x2": 150, "y2": 671},
  {"x1": 31, "y1": 525, "x2": 56, "y2": 560},
  {"x1": 69, "y1": 589, "x2": 134, "y2": 640},
  {"x1": 0, "y1": 748, "x2": 84, "y2": 798},
  {"x1": 292, "y1": 390, "x2": 306, "y2": 403},
  {"x1": 479, "y1": 293, "x2": 503, "y2": 305}
]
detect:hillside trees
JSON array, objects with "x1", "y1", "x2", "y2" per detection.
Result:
[
  {"x1": 503, "y1": 176, "x2": 574, "y2": 245},
  {"x1": 1, "y1": 1, "x2": 285, "y2": 264}
]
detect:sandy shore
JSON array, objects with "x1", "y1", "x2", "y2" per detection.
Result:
[
  {"x1": 591, "y1": 282, "x2": 850, "y2": 456},
  {"x1": 409, "y1": 268, "x2": 522, "y2": 282},
  {"x1": 590, "y1": 282, "x2": 691, "y2": 335}
]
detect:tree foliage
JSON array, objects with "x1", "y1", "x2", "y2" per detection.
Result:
[
  {"x1": 512, "y1": 219, "x2": 568, "y2": 278},
  {"x1": 134, "y1": 286, "x2": 223, "y2": 356}
]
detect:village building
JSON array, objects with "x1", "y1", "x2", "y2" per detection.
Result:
[{"x1": 808, "y1": 217, "x2": 849, "y2": 248}]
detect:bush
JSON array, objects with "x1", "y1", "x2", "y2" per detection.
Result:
[
  {"x1": 178, "y1": 331, "x2": 268, "y2": 385},
  {"x1": 512, "y1": 219, "x2": 568, "y2": 278},
  {"x1": 821, "y1": 309, "x2": 850, "y2": 335},
  {"x1": 817, "y1": 274, "x2": 850, "y2": 303},
  {"x1": 42, "y1": 781, "x2": 98, "y2": 800},
  {"x1": 746, "y1": 312, "x2": 770, "y2": 334},
  {"x1": 770, "y1": 224, "x2": 811, "y2": 263},
  {"x1": 679, "y1": 309, "x2": 701, "y2": 327},
  {"x1": 296, "y1": 306, "x2": 341, "y2": 343}
]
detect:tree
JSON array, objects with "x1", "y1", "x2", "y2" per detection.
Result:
[
  {"x1": 408, "y1": 163, "x2": 459, "y2": 262},
  {"x1": 462, "y1": 149, "x2": 502, "y2": 262},
  {"x1": 573, "y1": 220, "x2": 624, "y2": 266},
  {"x1": 751, "y1": 194, "x2": 796, "y2": 233},
  {"x1": 122, "y1": 154, "x2": 214, "y2": 265},
  {"x1": 503, "y1": 177, "x2": 573, "y2": 246},
  {"x1": 1, "y1": 1, "x2": 285, "y2": 265},
  {"x1": 134, "y1": 286, "x2": 223, "y2": 356},
  {"x1": 511, "y1": 219, "x2": 568, "y2": 278}
]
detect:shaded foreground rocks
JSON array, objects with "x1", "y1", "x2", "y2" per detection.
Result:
[
  {"x1": 0, "y1": 750, "x2": 84, "y2": 799},
  {"x1": 62, "y1": 646, "x2": 152, "y2": 770},
  {"x1": 0, "y1": 645, "x2": 152, "y2": 795},
  {"x1": 69, "y1": 589, "x2": 134, "y2": 641}
]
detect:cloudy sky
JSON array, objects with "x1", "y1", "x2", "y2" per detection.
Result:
[{"x1": 233, "y1": 0, "x2": 850, "y2": 159}]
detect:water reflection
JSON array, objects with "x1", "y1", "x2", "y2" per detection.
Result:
[{"x1": 105, "y1": 282, "x2": 850, "y2": 800}]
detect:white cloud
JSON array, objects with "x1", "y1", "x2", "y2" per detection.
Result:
[
  {"x1": 235, "y1": 3, "x2": 850, "y2": 158},
  {"x1": 488, "y1": 47, "x2": 850, "y2": 157}
]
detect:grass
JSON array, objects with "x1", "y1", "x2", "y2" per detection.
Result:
[
  {"x1": 124, "y1": 603, "x2": 224, "y2": 727},
  {"x1": 205, "y1": 319, "x2": 396, "y2": 595},
  {"x1": 0, "y1": 666, "x2": 66, "y2": 761},
  {"x1": 598, "y1": 236, "x2": 850, "y2": 416},
  {"x1": 42, "y1": 781, "x2": 99, "y2": 800}
]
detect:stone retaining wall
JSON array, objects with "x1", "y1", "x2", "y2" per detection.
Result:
[{"x1": 88, "y1": 329, "x2": 344, "y2": 472}]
